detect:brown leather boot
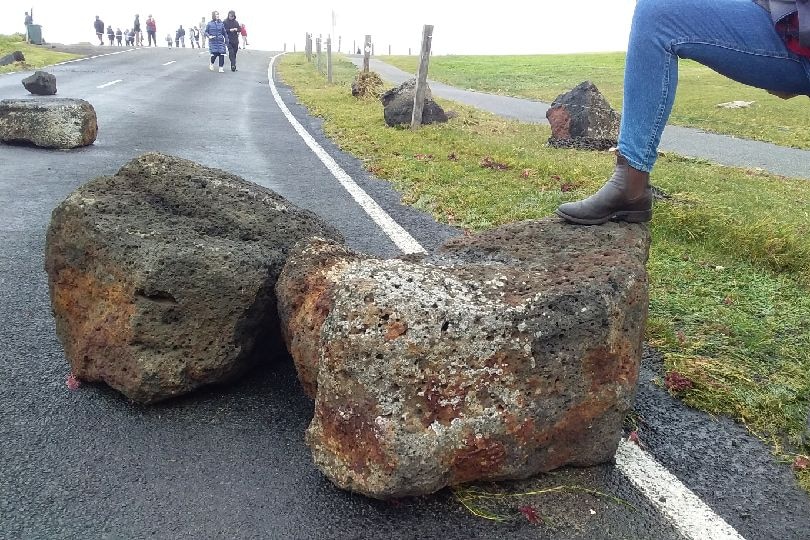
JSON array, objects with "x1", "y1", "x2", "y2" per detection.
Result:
[{"x1": 556, "y1": 154, "x2": 652, "y2": 225}]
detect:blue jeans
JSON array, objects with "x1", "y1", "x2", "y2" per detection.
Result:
[{"x1": 618, "y1": 0, "x2": 810, "y2": 172}]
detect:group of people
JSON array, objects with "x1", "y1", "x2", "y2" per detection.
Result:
[
  {"x1": 91, "y1": 13, "x2": 248, "y2": 56},
  {"x1": 93, "y1": 14, "x2": 154, "y2": 47},
  {"x1": 203, "y1": 10, "x2": 246, "y2": 72}
]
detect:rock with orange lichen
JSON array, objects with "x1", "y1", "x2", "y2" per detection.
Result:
[
  {"x1": 45, "y1": 152, "x2": 341, "y2": 404},
  {"x1": 277, "y1": 219, "x2": 649, "y2": 498}
]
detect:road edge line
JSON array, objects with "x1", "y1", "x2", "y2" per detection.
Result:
[
  {"x1": 616, "y1": 439, "x2": 746, "y2": 539},
  {"x1": 267, "y1": 53, "x2": 425, "y2": 255}
]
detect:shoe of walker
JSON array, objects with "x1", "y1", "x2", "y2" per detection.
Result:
[{"x1": 555, "y1": 154, "x2": 652, "y2": 225}]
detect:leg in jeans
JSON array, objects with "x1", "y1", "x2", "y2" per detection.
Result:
[
  {"x1": 620, "y1": 0, "x2": 810, "y2": 173},
  {"x1": 218, "y1": 54, "x2": 225, "y2": 67},
  {"x1": 558, "y1": 0, "x2": 810, "y2": 224}
]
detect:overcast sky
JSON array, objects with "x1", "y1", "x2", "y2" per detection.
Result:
[{"x1": 6, "y1": 1, "x2": 637, "y2": 55}]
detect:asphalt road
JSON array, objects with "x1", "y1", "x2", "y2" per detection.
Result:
[{"x1": 1, "y1": 47, "x2": 808, "y2": 539}]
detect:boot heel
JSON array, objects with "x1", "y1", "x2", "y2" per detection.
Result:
[{"x1": 612, "y1": 209, "x2": 652, "y2": 223}]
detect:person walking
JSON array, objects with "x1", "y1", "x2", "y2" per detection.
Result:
[
  {"x1": 200, "y1": 16, "x2": 208, "y2": 48},
  {"x1": 133, "y1": 14, "x2": 142, "y2": 47},
  {"x1": 146, "y1": 15, "x2": 157, "y2": 47},
  {"x1": 165, "y1": 33, "x2": 173, "y2": 47},
  {"x1": 240, "y1": 23, "x2": 248, "y2": 48},
  {"x1": 93, "y1": 16, "x2": 104, "y2": 46},
  {"x1": 206, "y1": 11, "x2": 227, "y2": 73},
  {"x1": 115, "y1": 28, "x2": 123, "y2": 46},
  {"x1": 224, "y1": 10, "x2": 241, "y2": 71},
  {"x1": 106, "y1": 25, "x2": 115, "y2": 46},
  {"x1": 176, "y1": 25, "x2": 186, "y2": 47},
  {"x1": 189, "y1": 26, "x2": 200, "y2": 48},
  {"x1": 556, "y1": 0, "x2": 810, "y2": 226}
]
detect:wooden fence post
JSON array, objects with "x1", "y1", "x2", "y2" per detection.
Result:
[
  {"x1": 388, "y1": 44, "x2": 391, "y2": 55},
  {"x1": 327, "y1": 37, "x2": 333, "y2": 83},
  {"x1": 305, "y1": 33, "x2": 311, "y2": 62},
  {"x1": 363, "y1": 34, "x2": 371, "y2": 72},
  {"x1": 411, "y1": 24, "x2": 434, "y2": 129},
  {"x1": 316, "y1": 36, "x2": 322, "y2": 73}
]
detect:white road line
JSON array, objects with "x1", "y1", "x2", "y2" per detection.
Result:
[
  {"x1": 42, "y1": 48, "x2": 138, "y2": 68},
  {"x1": 616, "y1": 440, "x2": 745, "y2": 539},
  {"x1": 96, "y1": 79, "x2": 122, "y2": 89},
  {"x1": 267, "y1": 53, "x2": 425, "y2": 255},
  {"x1": 267, "y1": 52, "x2": 751, "y2": 540},
  {"x1": 162, "y1": 60, "x2": 176, "y2": 66}
]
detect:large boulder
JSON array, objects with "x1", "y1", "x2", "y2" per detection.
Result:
[
  {"x1": 380, "y1": 78, "x2": 448, "y2": 127},
  {"x1": 0, "y1": 98, "x2": 97, "y2": 149},
  {"x1": 0, "y1": 51, "x2": 25, "y2": 66},
  {"x1": 45, "y1": 153, "x2": 343, "y2": 404},
  {"x1": 22, "y1": 70, "x2": 57, "y2": 95},
  {"x1": 546, "y1": 81, "x2": 620, "y2": 150},
  {"x1": 277, "y1": 219, "x2": 650, "y2": 498}
]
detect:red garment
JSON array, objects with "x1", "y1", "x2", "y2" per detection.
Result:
[
  {"x1": 777, "y1": 13, "x2": 810, "y2": 57},
  {"x1": 240, "y1": 24, "x2": 247, "y2": 36}
]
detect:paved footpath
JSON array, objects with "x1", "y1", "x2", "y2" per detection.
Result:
[{"x1": 354, "y1": 58, "x2": 810, "y2": 179}]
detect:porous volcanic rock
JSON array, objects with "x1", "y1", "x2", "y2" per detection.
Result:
[
  {"x1": 277, "y1": 219, "x2": 650, "y2": 498},
  {"x1": 0, "y1": 98, "x2": 96, "y2": 148},
  {"x1": 380, "y1": 78, "x2": 448, "y2": 127},
  {"x1": 22, "y1": 70, "x2": 57, "y2": 95},
  {"x1": 0, "y1": 50, "x2": 25, "y2": 66},
  {"x1": 45, "y1": 153, "x2": 343, "y2": 404},
  {"x1": 546, "y1": 81, "x2": 620, "y2": 150}
]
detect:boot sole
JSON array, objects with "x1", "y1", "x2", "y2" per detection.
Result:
[{"x1": 556, "y1": 208, "x2": 652, "y2": 225}]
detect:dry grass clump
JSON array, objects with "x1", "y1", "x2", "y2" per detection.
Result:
[{"x1": 351, "y1": 71, "x2": 384, "y2": 99}]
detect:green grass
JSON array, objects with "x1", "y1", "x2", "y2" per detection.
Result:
[
  {"x1": 277, "y1": 53, "x2": 810, "y2": 492},
  {"x1": 380, "y1": 53, "x2": 810, "y2": 150},
  {"x1": 0, "y1": 33, "x2": 80, "y2": 74}
]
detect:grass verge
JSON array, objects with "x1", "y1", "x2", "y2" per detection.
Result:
[
  {"x1": 277, "y1": 53, "x2": 810, "y2": 493},
  {"x1": 380, "y1": 53, "x2": 810, "y2": 150},
  {"x1": 0, "y1": 33, "x2": 81, "y2": 74}
]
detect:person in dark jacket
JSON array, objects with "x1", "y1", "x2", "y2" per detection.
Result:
[
  {"x1": 223, "y1": 10, "x2": 241, "y2": 71},
  {"x1": 133, "y1": 14, "x2": 142, "y2": 46},
  {"x1": 176, "y1": 26, "x2": 186, "y2": 47},
  {"x1": 106, "y1": 25, "x2": 114, "y2": 46},
  {"x1": 93, "y1": 16, "x2": 104, "y2": 45},
  {"x1": 206, "y1": 11, "x2": 227, "y2": 72},
  {"x1": 115, "y1": 28, "x2": 123, "y2": 46}
]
